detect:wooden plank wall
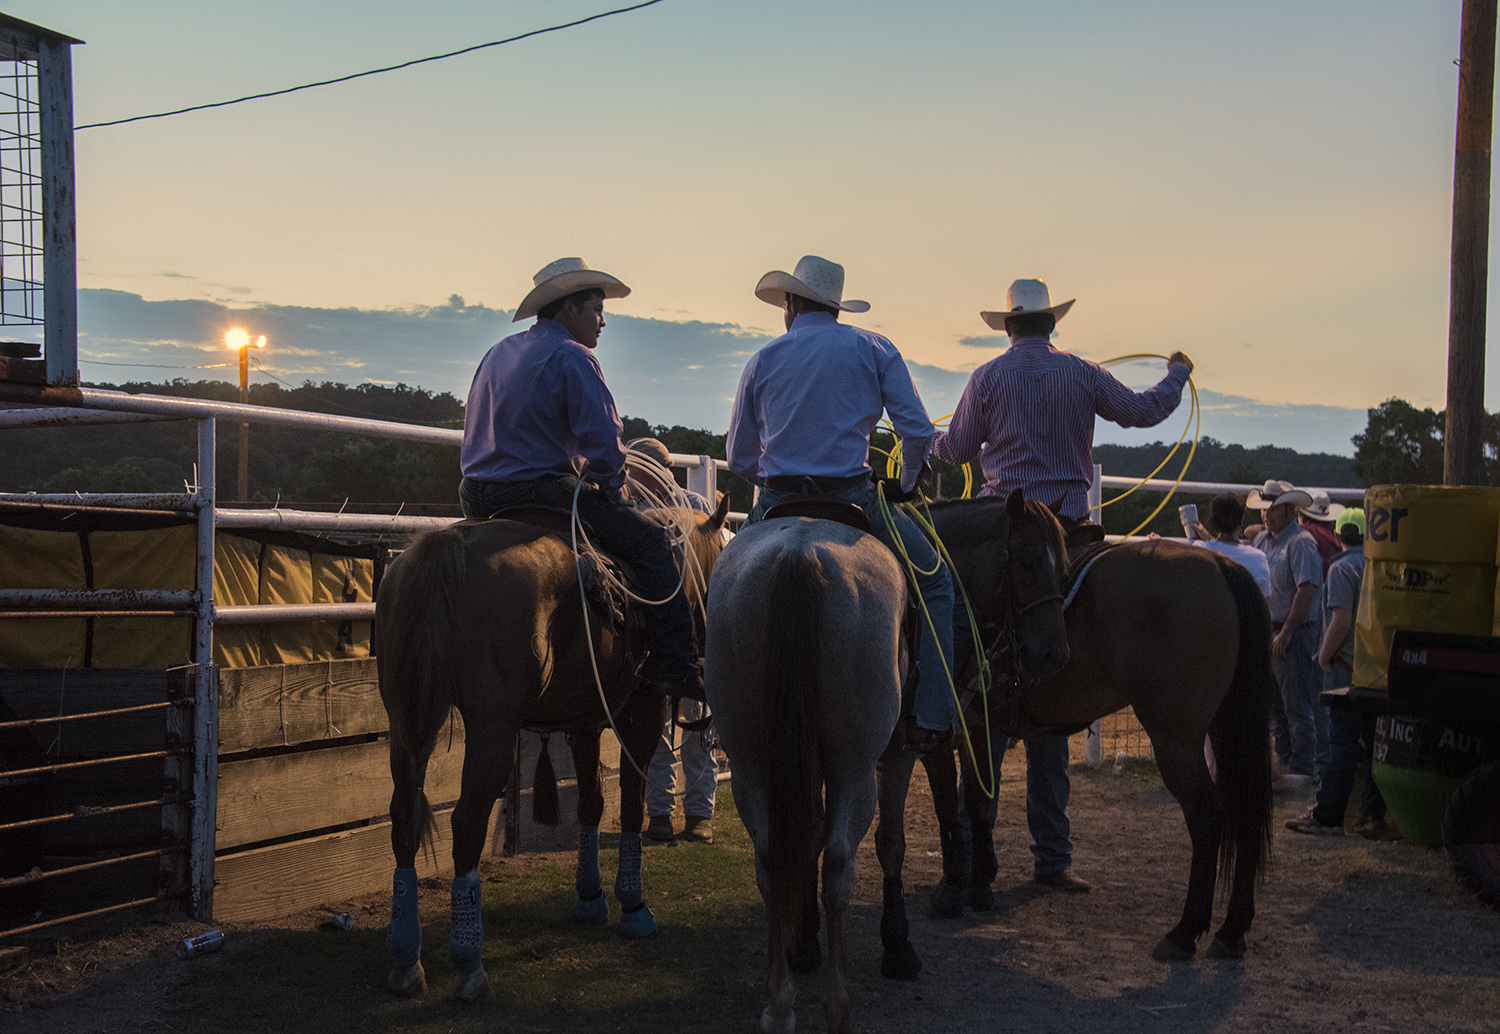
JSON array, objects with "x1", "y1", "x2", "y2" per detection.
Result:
[{"x1": 213, "y1": 658, "x2": 626, "y2": 923}]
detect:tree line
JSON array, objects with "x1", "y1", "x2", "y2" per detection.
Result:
[{"x1": 2, "y1": 382, "x2": 1488, "y2": 535}]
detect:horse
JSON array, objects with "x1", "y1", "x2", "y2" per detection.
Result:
[
  {"x1": 870, "y1": 494, "x2": 1073, "y2": 979},
  {"x1": 922, "y1": 528, "x2": 1275, "y2": 963},
  {"x1": 375, "y1": 495, "x2": 730, "y2": 1000},
  {"x1": 706, "y1": 489, "x2": 1071, "y2": 1034}
]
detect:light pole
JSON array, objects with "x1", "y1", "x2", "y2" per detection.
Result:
[{"x1": 225, "y1": 329, "x2": 266, "y2": 501}]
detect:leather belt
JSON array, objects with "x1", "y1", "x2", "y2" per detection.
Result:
[{"x1": 764, "y1": 474, "x2": 869, "y2": 494}]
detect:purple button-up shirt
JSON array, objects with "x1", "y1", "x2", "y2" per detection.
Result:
[
  {"x1": 727, "y1": 312, "x2": 934, "y2": 487},
  {"x1": 460, "y1": 318, "x2": 629, "y2": 491},
  {"x1": 932, "y1": 337, "x2": 1189, "y2": 518}
]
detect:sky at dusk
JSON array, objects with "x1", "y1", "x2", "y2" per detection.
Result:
[{"x1": 6, "y1": 1, "x2": 1487, "y2": 455}]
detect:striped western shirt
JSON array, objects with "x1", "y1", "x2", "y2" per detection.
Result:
[{"x1": 931, "y1": 337, "x2": 1189, "y2": 519}]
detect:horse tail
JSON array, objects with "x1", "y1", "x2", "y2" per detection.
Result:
[
  {"x1": 764, "y1": 545, "x2": 827, "y2": 945},
  {"x1": 376, "y1": 525, "x2": 467, "y2": 861},
  {"x1": 1209, "y1": 556, "x2": 1275, "y2": 887}
]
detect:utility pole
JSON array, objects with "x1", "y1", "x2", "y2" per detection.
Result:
[{"x1": 1445, "y1": 0, "x2": 1498, "y2": 486}]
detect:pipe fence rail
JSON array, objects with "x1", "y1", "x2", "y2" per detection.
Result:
[{"x1": 1, "y1": 385, "x2": 1369, "y2": 935}]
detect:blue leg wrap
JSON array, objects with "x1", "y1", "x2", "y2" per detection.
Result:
[
  {"x1": 615, "y1": 831, "x2": 656, "y2": 937},
  {"x1": 448, "y1": 872, "x2": 484, "y2": 975},
  {"x1": 387, "y1": 867, "x2": 422, "y2": 970},
  {"x1": 577, "y1": 825, "x2": 603, "y2": 900},
  {"x1": 574, "y1": 825, "x2": 609, "y2": 923},
  {"x1": 615, "y1": 831, "x2": 643, "y2": 909}
]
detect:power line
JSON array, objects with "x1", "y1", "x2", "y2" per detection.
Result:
[
  {"x1": 81, "y1": 359, "x2": 236, "y2": 369},
  {"x1": 76, "y1": 0, "x2": 669, "y2": 131}
]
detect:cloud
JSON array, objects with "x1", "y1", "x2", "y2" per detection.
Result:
[{"x1": 71, "y1": 289, "x2": 1366, "y2": 454}]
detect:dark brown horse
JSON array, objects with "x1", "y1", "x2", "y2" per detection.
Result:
[
  {"x1": 872, "y1": 494, "x2": 1072, "y2": 979},
  {"x1": 919, "y1": 529, "x2": 1275, "y2": 963},
  {"x1": 376, "y1": 498, "x2": 729, "y2": 1000}
]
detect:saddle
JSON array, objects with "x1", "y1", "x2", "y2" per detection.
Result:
[{"x1": 762, "y1": 498, "x2": 872, "y2": 533}]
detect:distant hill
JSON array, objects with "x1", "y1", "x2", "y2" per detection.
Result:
[{"x1": 1093, "y1": 437, "x2": 1358, "y2": 489}]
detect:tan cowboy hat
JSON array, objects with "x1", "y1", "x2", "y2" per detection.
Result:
[
  {"x1": 1299, "y1": 489, "x2": 1346, "y2": 522},
  {"x1": 980, "y1": 278, "x2": 1075, "y2": 331},
  {"x1": 513, "y1": 257, "x2": 630, "y2": 322},
  {"x1": 1245, "y1": 479, "x2": 1314, "y2": 511},
  {"x1": 754, "y1": 255, "x2": 870, "y2": 313}
]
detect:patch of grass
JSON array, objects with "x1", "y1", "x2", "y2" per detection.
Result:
[{"x1": 172, "y1": 787, "x2": 770, "y2": 1033}]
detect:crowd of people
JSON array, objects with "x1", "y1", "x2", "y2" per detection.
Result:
[{"x1": 458, "y1": 253, "x2": 1382, "y2": 873}]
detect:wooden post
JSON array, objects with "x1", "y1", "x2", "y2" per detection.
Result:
[
  {"x1": 1445, "y1": 0, "x2": 1498, "y2": 486},
  {"x1": 39, "y1": 37, "x2": 77, "y2": 387}
]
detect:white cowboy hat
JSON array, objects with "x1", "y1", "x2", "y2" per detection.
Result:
[
  {"x1": 980, "y1": 278, "x2": 1075, "y2": 331},
  {"x1": 754, "y1": 255, "x2": 870, "y2": 313},
  {"x1": 1299, "y1": 489, "x2": 1346, "y2": 522},
  {"x1": 1245, "y1": 479, "x2": 1314, "y2": 511},
  {"x1": 514, "y1": 257, "x2": 630, "y2": 322}
]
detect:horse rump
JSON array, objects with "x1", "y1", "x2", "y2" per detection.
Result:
[
  {"x1": 376, "y1": 524, "x2": 468, "y2": 859},
  {"x1": 764, "y1": 547, "x2": 828, "y2": 941}
]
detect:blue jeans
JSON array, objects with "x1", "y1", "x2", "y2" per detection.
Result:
[
  {"x1": 748, "y1": 479, "x2": 956, "y2": 731},
  {"x1": 646, "y1": 703, "x2": 718, "y2": 820},
  {"x1": 1312, "y1": 668, "x2": 1387, "y2": 827},
  {"x1": 1271, "y1": 622, "x2": 1325, "y2": 777},
  {"x1": 459, "y1": 475, "x2": 698, "y2": 679},
  {"x1": 958, "y1": 731, "x2": 1073, "y2": 877}
]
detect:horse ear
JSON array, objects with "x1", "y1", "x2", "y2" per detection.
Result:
[
  {"x1": 705, "y1": 492, "x2": 731, "y2": 534},
  {"x1": 1006, "y1": 487, "x2": 1026, "y2": 520},
  {"x1": 1046, "y1": 496, "x2": 1066, "y2": 515}
]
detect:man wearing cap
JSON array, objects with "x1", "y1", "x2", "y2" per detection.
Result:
[
  {"x1": 933, "y1": 279, "x2": 1192, "y2": 893},
  {"x1": 726, "y1": 255, "x2": 955, "y2": 752},
  {"x1": 1248, "y1": 480, "x2": 1326, "y2": 784},
  {"x1": 624, "y1": 437, "x2": 720, "y2": 843},
  {"x1": 624, "y1": 437, "x2": 712, "y2": 514},
  {"x1": 1286, "y1": 507, "x2": 1388, "y2": 836},
  {"x1": 459, "y1": 259, "x2": 702, "y2": 698}
]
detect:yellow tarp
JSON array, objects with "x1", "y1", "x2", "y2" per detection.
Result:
[{"x1": 0, "y1": 524, "x2": 376, "y2": 670}]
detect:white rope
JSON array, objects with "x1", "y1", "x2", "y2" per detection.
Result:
[{"x1": 569, "y1": 445, "x2": 713, "y2": 783}]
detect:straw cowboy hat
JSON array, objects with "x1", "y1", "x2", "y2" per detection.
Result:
[
  {"x1": 514, "y1": 257, "x2": 630, "y2": 322},
  {"x1": 980, "y1": 279, "x2": 1075, "y2": 331},
  {"x1": 1299, "y1": 489, "x2": 1346, "y2": 522},
  {"x1": 1245, "y1": 480, "x2": 1314, "y2": 511},
  {"x1": 754, "y1": 255, "x2": 870, "y2": 313}
]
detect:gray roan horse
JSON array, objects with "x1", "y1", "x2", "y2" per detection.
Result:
[
  {"x1": 706, "y1": 489, "x2": 1070, "y2": 1034},
  {"x1": 913, "y1": 515, "x2": 1275, "y2": 965},
  {"x1": 376, "y1": 497, "x2": 729, "y2": 1000}
]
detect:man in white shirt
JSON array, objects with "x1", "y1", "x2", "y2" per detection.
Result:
[{"x1": 1189, "y1": 494, "x2": 1271, "y2": 598}]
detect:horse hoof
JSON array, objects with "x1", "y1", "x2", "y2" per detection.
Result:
[
  {"x1": 451, "y1": 966, "x2": 493, "y2": 1002},
  {"x1": 962, "y1": 882, "x2": 995, "y2": 912},
  {"x1": 573, "y1": 893, "x2": 609, "y2": 925},
  {"x1": 880, "y1": 940, "x2": 923, "y2": 980},
  {"x1": 760, "y1": 1005, "x2": 796, "y2": 1034},
  {"x1": 385, "y1": 961, "x2": 426, "y2": 997},
  {"x1": 1206, "y1": 936, "x2": 1245, "y2": 960},
  {"x1": 1150, "y1": 936, "x2": 1196, "y2": 963},
  {"x1": 787, "y1": 937, "x2": 823, "y2": 974},
  {"x1": 619, "y1": 902, "x2": 657, "y2": 938},
  {"x1": 929, "y1": 879, "x2": 963, "y2": 918}
]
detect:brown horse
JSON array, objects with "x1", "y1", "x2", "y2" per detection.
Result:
[
  {"x1": 922, "y1": 532, "x2": 1274, "y2": 962},
  {"x1": 375, "y1": 497, "x2": 729, "y2": 1000}
]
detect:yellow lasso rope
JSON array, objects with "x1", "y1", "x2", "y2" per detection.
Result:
[
  {"x1": 872, "y1": 482, "x2": 999, "y2": 799},
  {"x1": 1092, "y1": 355, "x2": 1201, "y2": 538}
]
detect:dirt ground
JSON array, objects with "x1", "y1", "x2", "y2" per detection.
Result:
[{"x1": 3, "y1": 734, "x2": 1498, "y2": 1034}]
